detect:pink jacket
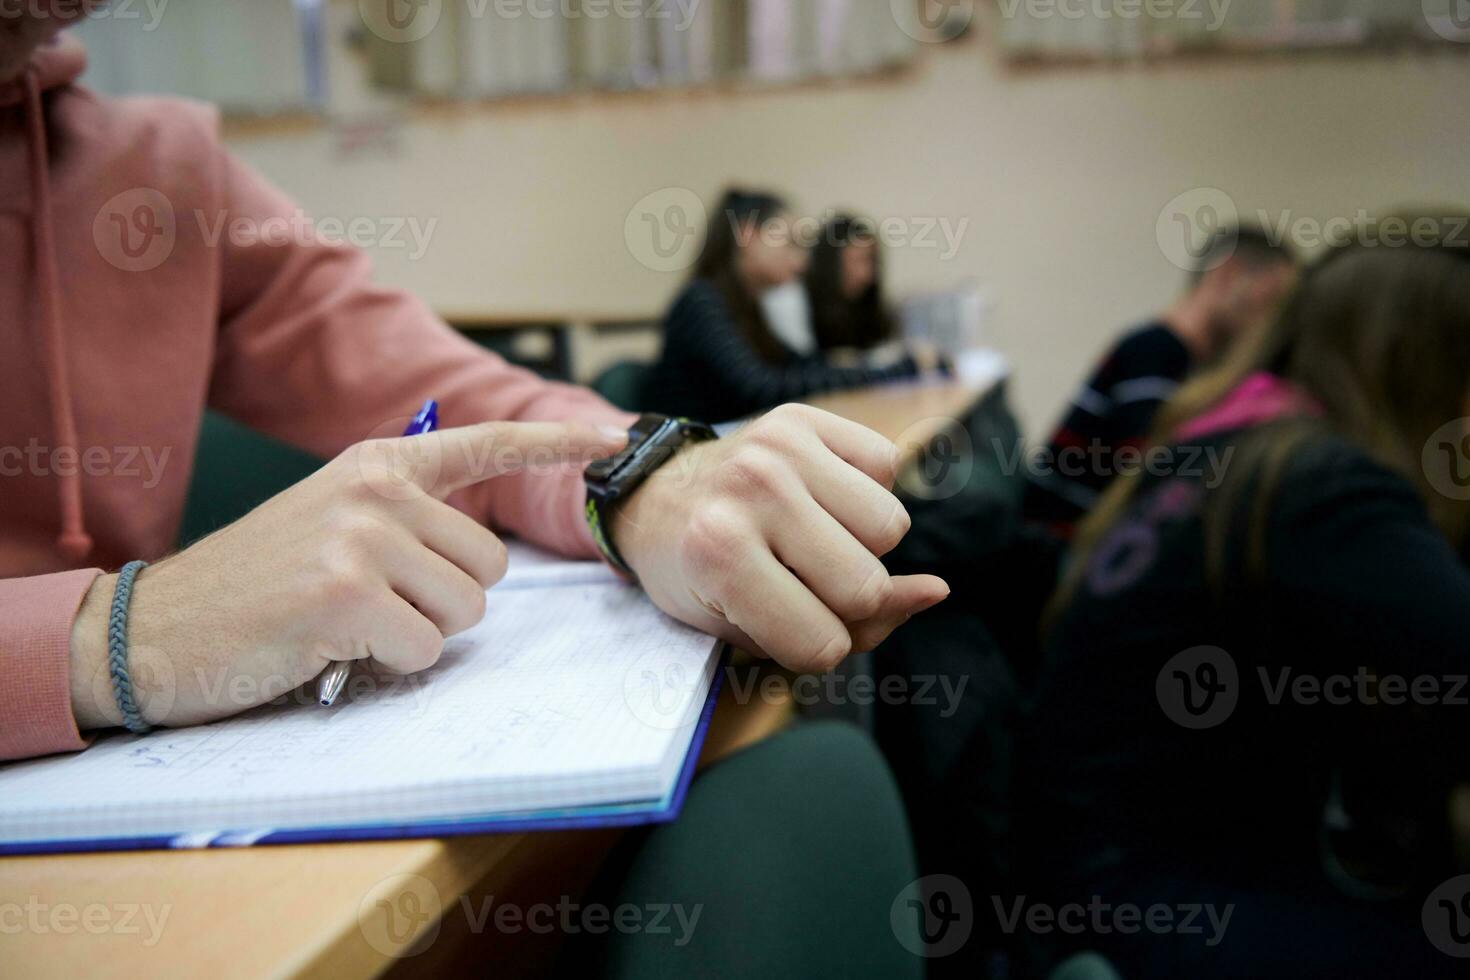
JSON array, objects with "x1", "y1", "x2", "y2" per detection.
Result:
[{"x1": 0, "y1": 38, "x2": 633, "y2": 761}]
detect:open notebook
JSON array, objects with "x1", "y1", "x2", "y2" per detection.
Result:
[{"x1": 0, "y1": 545, "x2": 725, "y2": 855}]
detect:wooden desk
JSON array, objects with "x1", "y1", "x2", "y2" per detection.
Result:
[
  {"x1": 0, "y1": 377, "x2": 995, "y2": 980},
  {"x1": 0, "y1": 666, "x2": 792, "y2": 980},
  {"x1": 806, "y1": 376, "x2": 999, "y2": 461}
]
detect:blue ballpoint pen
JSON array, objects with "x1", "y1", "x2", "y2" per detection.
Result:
[{"x1": 317, "y1": 399, "x2": 439, "y2": 707}]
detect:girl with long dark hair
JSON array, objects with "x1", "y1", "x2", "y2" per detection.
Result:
[
  {"x1": 804, "y1": 213, "x2": 901, "y2": 353},
  {"x1": 645, "y1": 190, "x2": 919, "y2": 423}
]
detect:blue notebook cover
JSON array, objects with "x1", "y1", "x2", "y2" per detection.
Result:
[{"x1": 0, "y1": 651, "x2": 727, "y2": 857}]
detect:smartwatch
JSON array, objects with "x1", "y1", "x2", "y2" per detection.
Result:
[{"x1": 585, "y1": 414, "x2": 718, "y2": 580}]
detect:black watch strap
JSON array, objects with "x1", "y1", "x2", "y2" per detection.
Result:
[
  {"x1": 584, "y1": 414, "x2": 717, "y2": 581},
  {"x1": 585, "y1": 496, "x2": 635, "y2": 579}
]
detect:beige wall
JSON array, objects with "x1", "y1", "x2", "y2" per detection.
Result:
[{"x1": 225, "y1": 38, "x2": 1470, "y2": 431}]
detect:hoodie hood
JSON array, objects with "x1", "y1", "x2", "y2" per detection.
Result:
[{"x1": 1174, "y1": 371, "x2": 1324, "y2": 443}]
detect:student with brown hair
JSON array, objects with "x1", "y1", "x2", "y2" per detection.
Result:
[
  {"x1": 645, "y1": 190, "x2": 920, "y2": 424},
  {"x1": 1022, "y1": 226, "x2": 1297, "y2": 538},
  {"x1": 804, "y1": 213, "x2": 901, "y2": 354},
  {"x1": 1014, "y1": 215, "x2": 1470, "y2": 976}
]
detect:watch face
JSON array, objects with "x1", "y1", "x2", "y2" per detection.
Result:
[
  {"x1": 586, "y1": 420, "x2": 658, "y2": 486},
  {"x1": 632, "y1": 413, "x2": 669, "y2": 440},
  {"x1": 585, "y1": 454, "x2": 619, "y2": 482},
  {"x1": 586, "y1": 415, "x2": 714, "y2": 495}
]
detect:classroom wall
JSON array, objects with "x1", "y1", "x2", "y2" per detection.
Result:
[{"x1": 224, "y1": 37, "x2": 1470, "y2": 432}]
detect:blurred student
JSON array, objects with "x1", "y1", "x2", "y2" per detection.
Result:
[
  {"x1": 645, "y1": 191, "x2": 920, "y2": 424},
  {"x1": 805, "y1": 214, "x2": 902, "y2": 355},
  {"x1": 1022, "y1": 227, "x2": 1296, "y2": 537},
  {"x1": 1015, "y1": 220, "x2": 1470, "y2": 977}
]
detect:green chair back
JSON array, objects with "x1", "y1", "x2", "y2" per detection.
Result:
[
  {"x1": 1049, "y1": 952, "x2": 1124, "y2": 980},
  {"x1": 591, "y1": 361, "x2": 653, "y2": 413},
  {"x1": 177, "y1": 411, "x2": 325, "y2": 547}
]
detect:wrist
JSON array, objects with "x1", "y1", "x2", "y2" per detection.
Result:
[
  {"x1": 611, "y1": 439, "x2": 713, "y2": 582},
  {"x1": 69, "y1": 573, "x2": 120, "y2": 730},
  {"x1": 608, "y1": 472, "x2": 658, "y2": 582},
  {"x1": 586, "y1": 494, "x2": 638, "y2": 582},
  {"x1": 68, "y1": 566, "x2": 179, "y2": 731},
  {"x1": 584, "y1": 415, "x2": 717, "y2": 581}
]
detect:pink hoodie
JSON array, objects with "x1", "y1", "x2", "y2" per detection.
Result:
[{"x1": 0, "y1": 37, "x2": 633, "y2": 761}]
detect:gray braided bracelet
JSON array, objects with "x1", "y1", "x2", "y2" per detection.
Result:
[{"x1": 107, "y1": 560, "x2": 152, "y2": 734}]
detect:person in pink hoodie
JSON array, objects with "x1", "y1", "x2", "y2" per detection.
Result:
[{"x1": 0, "y1": 7, "x2": 948, "y2": 761}]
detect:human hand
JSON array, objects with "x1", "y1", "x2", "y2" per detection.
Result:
[
  {"x1": 909, "y1": 342, "x2": 947, "y2": 375},
  {"x1": 68, "y1": 421, "x2": 627, "y2": 730},
  {"x1": 611, "y1": 405, "x2": 949, "y2": 673}
]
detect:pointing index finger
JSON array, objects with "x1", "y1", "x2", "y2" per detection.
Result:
[{"x1": 386, "y1": 421, "x2": 629, "y2": 499}]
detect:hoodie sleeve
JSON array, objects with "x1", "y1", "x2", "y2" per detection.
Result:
[
  {"x1": 0, "y1": 569, "x2": 97, "y2": 761},
  {"x1": 206, "y1": 152, "x2": 635, "y2": 558}
]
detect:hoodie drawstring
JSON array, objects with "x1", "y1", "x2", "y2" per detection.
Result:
[{"x1": 22, "y1": 68, "x2": 92, "y2": 560}]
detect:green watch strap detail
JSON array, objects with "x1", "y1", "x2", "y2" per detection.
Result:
[{"x1": 586, "y1": 497, "x2": 636, "y2": 581}]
